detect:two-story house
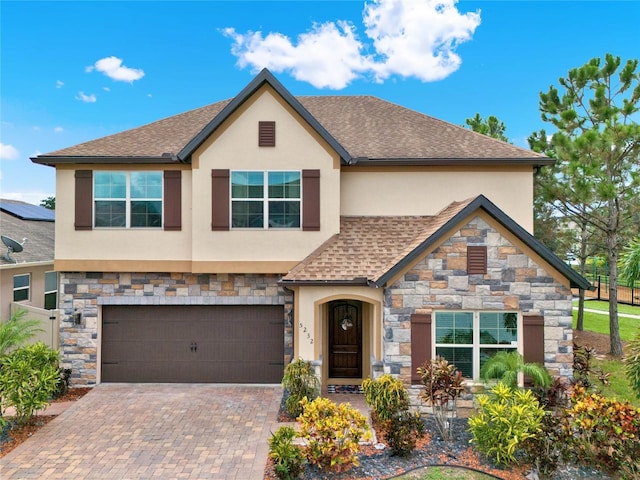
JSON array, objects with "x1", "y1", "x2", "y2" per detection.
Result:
[{"x1": 32, "y1": 69, "x2": 589, "y2": 389}]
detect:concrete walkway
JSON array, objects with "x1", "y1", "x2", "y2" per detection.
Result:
[{"x1": 0, "y1": 384, "x2": 282, "y2": 480}]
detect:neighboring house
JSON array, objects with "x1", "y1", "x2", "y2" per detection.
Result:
[
  {"x1": 32, "y1": 69, "x2": 590, "y2": 390},
  {"x1": 0, "y1": 199, "x2": 59, "y2": 348}
]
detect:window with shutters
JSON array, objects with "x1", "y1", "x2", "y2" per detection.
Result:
[
  {"x1": 434, "y1": 311, "x2": 519, "y2": 379},
  {"x1": 94, "y1": 172, "x2": 163, "y2": 228},
  {"x1": 231, "y1": 171, "x2": 300, "y2": 228},
  {"x1": 467, "y1": 246, "x2": 487, "y2": 274}
]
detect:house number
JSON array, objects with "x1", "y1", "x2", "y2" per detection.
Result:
[{"x1": 299, "y1": 322, "x2": 314, "y2": 344}]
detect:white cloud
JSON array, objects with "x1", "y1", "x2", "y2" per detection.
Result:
[
  {"x1": 56, "y1": 80, "x2": 64, "y2": 88},
  {"x1": 76, "y1": 91, "x2": 97, "y2": 103},
  {"x1": 86, "y1": 56, "x2": 145, "y2": 83},
  {"x1": 103, "y1": 86, "x2": 111, "y2": 92},
  {"x1": 0, "y1": 143, "x2": 19, "y2": 160},
  {"x1": 33, "y1": 126, "x2": 41, "y2": 131},
  {"x1": 54, "y1": 126, "x2": 64, "y2": 133},
  {"x1": 224, "y1": 0, "x2": 480, "y2": 89}
]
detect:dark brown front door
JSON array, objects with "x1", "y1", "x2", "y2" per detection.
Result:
[{"x1": 328, "y1": 300, "x2": 362, "y2": 378}]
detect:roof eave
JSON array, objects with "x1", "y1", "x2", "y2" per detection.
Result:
[
  {"x1": 350, "y1": 157, "x2": 555, "y2": 167},
  {"x1": 177, "y1": 68, "x2": 352, "y2": 164},
  {"x1": 31, "y1": 155, "x2": 181, "y2": 166},
  {"x1": 278, "y1": 277, "x2": 372, "y2": 287},
  {"x1": 376, "y1": 195, "x2": 593, "y2": 291}
]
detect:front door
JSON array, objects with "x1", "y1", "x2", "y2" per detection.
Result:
[{"x1": 328, "y1": 300, "x2": 362, "y2": 378}]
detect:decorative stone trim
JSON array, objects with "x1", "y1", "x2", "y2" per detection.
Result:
[
  {"x1": 383, "y1": 215, "x2": 574, "y2": 391},
  {"x1": 59, "y1": 272, "x2": 293, "y2": 386}
]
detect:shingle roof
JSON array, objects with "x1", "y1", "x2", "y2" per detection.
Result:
[
  {"x1": 0, "y1": 200, "x2": 54, "y2": 265},
  {"x1": 35, "y1": 70, "x2": 546, "y2": 165},
  {"x1": 282, "y1": 199, "x2": 473, "y2": 284},
  {"x1": 282, "y1": 195, "x2": 592, "y2": 290}
]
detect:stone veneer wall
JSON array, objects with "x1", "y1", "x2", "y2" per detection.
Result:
[
  {"x1": 59, "y1": 272, "x2": 294, "y2": 386},
  {"x1": 381, "y1": 216, "x2": 573, "y2": 411}
]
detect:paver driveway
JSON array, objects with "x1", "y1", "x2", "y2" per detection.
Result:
[{"x1": 0, "y1": 384, "x2": 282, "y2": 479}]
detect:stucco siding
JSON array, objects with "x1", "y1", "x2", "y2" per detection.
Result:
[{"x1": 340, "y1": 168, "x2": 534, "y2": 232}]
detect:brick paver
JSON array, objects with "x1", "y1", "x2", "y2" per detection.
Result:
[{"x1": 0, "y1": 384, "x2": 282, "y2": 479}]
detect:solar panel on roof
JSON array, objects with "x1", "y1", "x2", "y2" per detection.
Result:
[{"x1": 0, "y1": 202, "x2": 55, "y2": 221}]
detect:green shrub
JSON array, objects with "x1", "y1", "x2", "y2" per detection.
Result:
[
  {"x1": 385, "y1": 410, "x2": 425, "y2": 457},
  {"x1": 0, "y1": 342, "x2": 61, "y2": 426},
  {"x1": 362, "y1": 374, "x2": 409, "y2": 421},
  {"x1": 563, "y1": 386, "x2": 640, "y2": 478},
  {"x1": 298, "y1": 396, "x2": 370, "y2": 472},
  {"x1": 282, "y1": 359, "x2": 320, "y2": 417},
  {"x1": 468, "y1": 382, "x2": 545, "y2": 466},
  {"x1": 417, "y1": 357, "x2": 465, "y2": 441},
  {"x1": 268, "y1": 426, "x2": 304, "y2": 480},
  {"x1": 521, "y1": 412, "x2": 568, "y2": 479},
  {"x1": 480, "y1": 351, "x2": 551, "y2": 389},
  {"x1": 625, "y1": 327, "x2": 640, "y2": 399}
]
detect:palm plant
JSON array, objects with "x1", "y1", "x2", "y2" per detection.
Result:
[
  {"x1": 0, "y1": 309, "x2": 43, "y2": 357},
  {"x1": 480, "y1": 351, "x2": 551, "y2": 389}
]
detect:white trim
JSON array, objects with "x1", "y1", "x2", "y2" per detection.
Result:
[
  {"x1": 93, "y1": 171, "x2": 163, "y2": 229},
  {"x1": 433, "y1": 310, "x2": 521, "y2": 381},
  {"x1": 230, "y1": 170, "x2": 301, "y2": 229},
  {"x1": 13, "y1": 272, "x2": 31, "y2": 302}
]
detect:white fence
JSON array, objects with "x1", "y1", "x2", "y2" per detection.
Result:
[{"x1": 10, "y1": 303, "x2": 60, "y2": 350}]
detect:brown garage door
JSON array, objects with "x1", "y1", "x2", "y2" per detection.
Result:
[{"x1": 102, "y1": 305, "x2": 284, "y2": 383}]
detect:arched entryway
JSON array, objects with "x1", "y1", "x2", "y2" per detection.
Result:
[{"x1": 328, "y1": 300, "x2": 363, "y2": 379}]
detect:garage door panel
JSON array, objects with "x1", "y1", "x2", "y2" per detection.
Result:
[{"x1": 102, "y1": 305, "x2": 284, "y2": 383}]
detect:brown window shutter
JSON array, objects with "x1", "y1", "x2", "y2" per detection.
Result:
[
  {"x1": 523, "y1": 315, "x2": 545, "y2": 365},
  {"x1": 163, "y1": 170, "x2": 181, "y2": 231},
  {"x1": 302, "y1": 169, "x2": 320, "y2": 231},
  {"x1": 467, "y1": 245, "x2": 487, "y2": 274},
  {"x1": 410, "y1": 313, "x2": 432, "y2": 384},
  {"x1": 211, "y1": 169, "x2": 230, "y2": 231},
  {"x1": 258, "y1": 121, "x2": 276, "y2": 147},
  {"x1": 75, "y1": 170, "x2": 93, "y2": 231}
]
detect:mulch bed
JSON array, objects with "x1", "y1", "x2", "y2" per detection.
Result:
[{"x1": 266, "y1": 330, "x2": 619, "y2": 479}]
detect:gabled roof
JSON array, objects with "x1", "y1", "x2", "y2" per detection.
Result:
[
  {"x1": 281, "y1": 195, "x2": 591, "y2": 290},
  {"x1": 32, "y1": 69, "x2": 551, "y2": 168},
  {"x1": 177, "y1": 69, "x2": 351, "y2": 163},
  {"x1": 0, "y1": 200, "x2": 55, "y2": 266}
]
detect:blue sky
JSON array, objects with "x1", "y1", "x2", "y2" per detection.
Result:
[{"x1": 1, "y1": 0, "x2": 638, "y2": 205}]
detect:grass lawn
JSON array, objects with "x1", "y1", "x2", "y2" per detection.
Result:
[
  {"x1": 593, "y1": 358, "x2": 640, "y2": 408},
  {"x1": 572, "y1": 309, "x2": 639, "y2": 342},
  {"x1": 393, "y1": 466, "x2": 495, "y2": 480},
  {"x1": 573, "y1": 299, "x2": 640, "y2": 316}
]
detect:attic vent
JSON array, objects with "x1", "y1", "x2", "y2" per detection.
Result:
[
  {"x1": 467, "y1": 246, "x2": 487, "y2": 274},
  {"x1": 259, "y1": 121, "x2": 276, "y2": 147}
]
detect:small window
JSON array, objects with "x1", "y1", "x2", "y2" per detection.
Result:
[
  {"x1": 94, "y1": 171, "x2": 162, "y2": 228},
  {"x1": 435, "y1": 311, "x2": 518, "y2": 380},
  {"x1": 259, "y1": 121, "x2": 276, "y2": 147},
  {"x1": 231, "y1": 171, "x2": 300, "y2": 228},
  {"x1": 44, "y1": 271, "x2": 58, "y2": 310},
  {"x1": 13, "y1": 273, "x2": 30, "y2": 302}
]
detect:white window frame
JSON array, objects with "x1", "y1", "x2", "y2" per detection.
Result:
[
  {"x1": 13, "y1": 273, "x2": 30, "y2": 302},
  {"x1": 230, "y1": 170, "x2": 301, "y2": 229},
  {"x1": 44, "y1": 271, "x2": 58, "y2": 310},
  {"x1": 93, "y1": 171, "x2": 163, "y2": 228},
  {"x1": 433, "y1": 311, "x2": 521, "y2": 381}
]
